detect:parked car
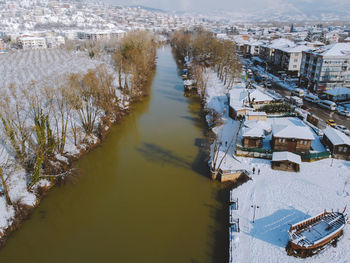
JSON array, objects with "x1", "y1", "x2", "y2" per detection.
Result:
[
  {"x1": 335, "y1": 125, "x2": 350, "y2": 136},
  {"x1": 326, "y1": 119, "x2": 337, "y2": 127},
  {"x1": 336, "y1": 107, "x2": 350, "y2": 117}
]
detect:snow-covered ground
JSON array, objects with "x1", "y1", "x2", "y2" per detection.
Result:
[
  {"x1": 0, "y1": 49, "x2": 112, "y2": 91},
  {"x1": 202, "y1": 68, "x2": 350, "y2": 262},
  {"x1": 230, "y1": 158, "x2": 350, "y2": 263}
]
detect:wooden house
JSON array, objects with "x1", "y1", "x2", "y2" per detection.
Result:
[
  {"x1": 271, "y1": 124, "x2": 314, "y2": 154},
  {"x1": 271, "y1": 151, "x2": 301, "y2": 172},
  {"x1": 247, "y1": 111, "x2": 267, "y2": 121},
  {"x1": 323, "y1": 126, "x2": 350, "y2": 160},
  {"x1": 242, "y1": 127, "x2": 264, "y2": 148}
]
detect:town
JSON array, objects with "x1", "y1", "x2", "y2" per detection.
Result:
[{"x1": 0, "y1": 0, "x2": 349, "y2": 262}]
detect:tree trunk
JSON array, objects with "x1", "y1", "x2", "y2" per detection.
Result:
[{"x1": 0, "y1": 167, "x2": 12, "y2": 206}]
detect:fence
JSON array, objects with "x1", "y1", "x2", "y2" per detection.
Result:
[{"x1": 235, "y1": 146, "x2": 330, "y2": 162}]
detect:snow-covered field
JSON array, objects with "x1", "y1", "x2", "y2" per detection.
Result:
[
  {"x1": 201, "y1": 69, "x2": 350, "y2": 262},
  {"x1": 0, "y1": 49, "x2": 111, "y2": 91}
]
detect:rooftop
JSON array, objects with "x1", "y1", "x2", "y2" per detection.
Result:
[
  {"x1": 272, "y1": 151, "x2": 301, "y2": 164},
  {"x1": 324, "y1": 126, "x2": 350, "y2": 146}
]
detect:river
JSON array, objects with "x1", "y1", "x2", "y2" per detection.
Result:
[{"x1": 0, "y1": 46, "x2": 228, "y2": 263}]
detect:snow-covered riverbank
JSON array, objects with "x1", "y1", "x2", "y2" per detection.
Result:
[{"x1": 200, "y1": 68, "x2": 350, "y2": 262}]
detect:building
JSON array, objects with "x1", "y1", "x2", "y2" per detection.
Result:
[
  {"x1": 271, "y1": 151, "x2": 301, "y2": 172},
  {"x1": 228, "y1": 87, "x2": 274, "y2": 118},
  {"x1": 246, "y1": 111, "x2": 267, "y2": 121},
  {"x1": 241, "y1": 127, "x2": 264, "y2": 148},
  {"x1": 271, "y1": 124, "x2": 314, "y2": 153},
  {"x1": 300, "y1": 43, "x2": 350, "y2": 92},
  {"x1": 78, "y1": 30, "x2": 126, "y2": 41},
  {"x1": 323, "y1": 87, "x2": 350, "y2": 102},
  {"x1": 273, "y1": 45, "x2": 311, "y2": 77},
  {"x1": 45, "y1": 36, "x2": 65, "y2": 48},
  {"x1": 323, "y1": 126, "x2": 350, "y2": 160},
  {"x1": 18, "y1": 36, "x2": 46, "y2": 49}
]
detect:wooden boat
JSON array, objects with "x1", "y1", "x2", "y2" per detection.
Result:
[{"x1": 288, "y1": 209, "x2": 347, "y2": 251}]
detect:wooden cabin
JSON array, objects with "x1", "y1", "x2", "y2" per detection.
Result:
[
  {"x1": 242, "y1": 127, "x2": 264, "y2": 148},
  {"x1": 323, "y1": 126, "x2": 350, "y2": 160},
  {"x1": 271, "y1": 124, "x2": 314, "y2": 154},
  {"x1": 271, "y1": 151, "x2": 301, "y2": 172},
  {"x1": 247, "y1": 111, "x2": 267, "y2": 121}
]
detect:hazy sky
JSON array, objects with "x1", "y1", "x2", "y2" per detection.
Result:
[{"x1": 106, "y1": 0, "x2": 350, "y2": 12}]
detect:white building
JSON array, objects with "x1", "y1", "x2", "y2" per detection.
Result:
[
  {"x1": 18, "y1": 36, "x2": 47, "y2": 49},
  {"x1": 300, "y1": 43, "x2": 350, "y2": 92}
]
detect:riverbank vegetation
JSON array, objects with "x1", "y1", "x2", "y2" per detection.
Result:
[
  {"x1": 0, "y1": 31, "x2": 156, "y2": 244},
  {"x1": 170, "y1": 28, "x2": 241, "y2": 94},
  {"x1": 170, "y1": 29, "x2": 242, "y2": 175}
]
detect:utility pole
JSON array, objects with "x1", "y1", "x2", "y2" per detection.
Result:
[{"x1": 251, "y1": 205, "x2": 260, "y2": 223}]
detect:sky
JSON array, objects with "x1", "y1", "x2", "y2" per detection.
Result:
[{"x1": 106, "y1": 0, "x2": 350, "y2": 13}]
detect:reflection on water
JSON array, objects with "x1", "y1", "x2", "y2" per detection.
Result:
[{"x1": 0, "y1": 46, "x2": 227, "y2": 263}]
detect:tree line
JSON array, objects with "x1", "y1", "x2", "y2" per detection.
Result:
[
  {"x1": 0, "y1": 31, "x2": 156, "y2": 206},
  {"x1": 170, "y1": 28, "x2": 241, "y2": 92}
]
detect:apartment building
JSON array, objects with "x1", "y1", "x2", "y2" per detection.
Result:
[
  {"x1": 78, "y1": 30, "x2": 126, "y2": 41},
  {"x1": 300, "y1": 43, "x2": 350, "y2": 92},
  {"x1": 18, "y1": 36, "x2": 47, "y2": 49},
  {"x1": 45, "y1": 36, "x2": 65, "y2": 48}
]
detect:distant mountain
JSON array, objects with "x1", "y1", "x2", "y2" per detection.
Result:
[
  {"x1": 128, "y1": 5, "x2": 167, "y2": 13},
  {"x1": 211, "y1": 0, "x2": 350, "y2": 22}
]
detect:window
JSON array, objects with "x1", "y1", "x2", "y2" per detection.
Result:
[
  {"x1": 293, "y1": 65, "x2": 297, "y2": 68},
  {"x1": 339, "y1": 146, "x2": 343, "y2": 152},
  {"x1": 300, "y1": 140, "x2": 304, "y2": 145},
  {"x1": 344, "y1": 147, "x2": 348, "y2": 152},
  {"x1": 294, "y1": 59, "x2": 298, "y2": 62}
]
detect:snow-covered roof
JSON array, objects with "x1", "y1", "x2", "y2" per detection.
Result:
[
  {"x1": 312, "y1": 43, "x2": 350, "y2": 57},
  {"x1": 268, "y1": 38, "x2": 296, "y2": 50},
  {"x1": 324, "y1": 87, "x2": 350, "y2": 96},
  {"x1": 243, "y1": 89, "x2": 274, "y2": 103},
  {"x1": 284, "y1": 45, "x2": 311, "y2": 53},
  {"x1": 247, "y1": 111, "x2": 267, "y2": 116},
  {"x1": 324, "y1": 126, "x2": 350, "y2": 146},
  {"x1": 242, "y1": 126, "x2": 265, "y2": 138},
  {"x1": 272, "y1": 124, "x2": 314, "y2": 140},
  {"x1": 272, "y1": 151, "x2": 301, "y2": 164}
]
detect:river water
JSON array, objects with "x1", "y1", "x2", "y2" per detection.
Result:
[{"x1": 0, "y1": 46, "x2": 227, "y2": 263}]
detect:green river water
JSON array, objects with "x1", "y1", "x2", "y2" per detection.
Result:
[{"x1": 0, "y1": 46, "x2": 228, "y2": 263}]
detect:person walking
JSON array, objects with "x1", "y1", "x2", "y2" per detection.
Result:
[
  {"x1": 252, "y1": 167, "x2": 255, "y2": 174},
  {"x1": 258, "y1": 168, "x2": 260, "y2": 175}
]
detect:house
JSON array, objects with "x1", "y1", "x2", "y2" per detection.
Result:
[
  {"x1": 300, "y1": 43, "x2": 350, "y2": 92},
  {"x1": 242, "y1": 127, "x2": 264, "y2": 148},
  {"x1": 228, "y1": 87, "x2": 274, "y2": 118},
  {"x1": 323, "y1": 126, "x2": 350, "y2": 160},
  {"x1": 241, "y1": 119, "x2": 271, "y2": 149},
  {"x1": 271, "y1": 124, "x2": 314, "y2": 153},
  {"x1": 247, "y1": 111, "x2": 267, "y2": 121},
  {"x1": 271, "y1": 151, "x2": 301, "y2": 172}
]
